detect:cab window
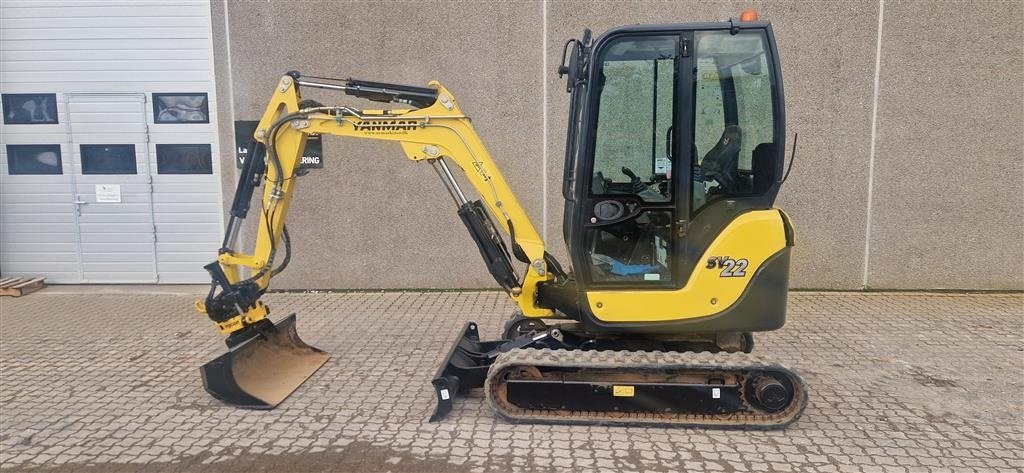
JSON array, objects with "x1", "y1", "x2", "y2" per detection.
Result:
[
  {"x1": 590, "y1": 35, "x2": 677, "y2": 204},
  {"x1": 692, "y1": 30, "x2": 776, "y2": 214}
]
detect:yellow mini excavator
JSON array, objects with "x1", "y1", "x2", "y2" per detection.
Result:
[{"x1": 196, "y1": 11, "x2": 808, "y2": 428}]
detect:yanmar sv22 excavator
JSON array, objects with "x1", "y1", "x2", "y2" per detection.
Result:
[{"x1": 196, "y1": 11, "x2": 808, "y2": 428}]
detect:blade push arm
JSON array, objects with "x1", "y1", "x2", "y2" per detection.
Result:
[{"x1": 197, "y1": 72, "x2": 557, "y2": 336}]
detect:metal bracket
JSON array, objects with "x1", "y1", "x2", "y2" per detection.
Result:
[
  {"x1": 439, "y1": 94, "x2": 454, "y2": 110},
  {"x1": 676, "y1": 219, "x2": 689, "y2": 238},
  {"x1": 422, "y1": 145, "x2": 441, "y2": 157},
  {"x1": 532, "y1": 259, "x2": 546, "y2": 276}
]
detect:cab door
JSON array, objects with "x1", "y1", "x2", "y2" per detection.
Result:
[{"x1": 571, "y1": 32, "x2": 692, "y2": 289}]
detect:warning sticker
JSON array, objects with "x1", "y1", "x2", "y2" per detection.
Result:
[
  {"x1": 612, "y1": 385, "x2": 635, "y2": 397},
  {"x1": 654, "y1": 156, "x2": 672, "y2": 175},
  {"x1": 655, "y1": 236, "x2": 668, "y2": 267}
]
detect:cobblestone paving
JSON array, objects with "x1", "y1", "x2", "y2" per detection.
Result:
[{"x1": 1, "y1": 289, "x2": 1021, "y2": 472}]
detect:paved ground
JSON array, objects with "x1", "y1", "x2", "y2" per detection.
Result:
[{"x1": 0, "y1": 289, "x2": 1021, "y2": 472}]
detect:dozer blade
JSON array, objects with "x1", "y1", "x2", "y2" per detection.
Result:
[
  {"x1": 200, "y1": 314, "x2": 329, "y2": 409},
  {"x1": 429, "y1": 322, "x2": 507, "y2": 422}
]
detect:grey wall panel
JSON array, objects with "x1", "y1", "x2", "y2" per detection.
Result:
[
  {"x1": 544, "y1": 1, "x2": 881, "y2": 289},
  {"x1": 218, "y1": 1, "x2": 1022, "y2": 290},
  {"x1": 224, "y1": 0, "x2": 544, "y2": 289},
  {"x1": 867, "y1": 0, "x2": 1024, "y2": 289}
]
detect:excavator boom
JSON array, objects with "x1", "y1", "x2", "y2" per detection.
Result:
[{"x1": 196, "y1": 72, "x2": 559, "y2": 409}]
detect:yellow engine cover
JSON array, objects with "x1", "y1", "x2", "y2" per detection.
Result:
[{"x1": 586, "y1": 210, "x2": 789, "y2": 323}]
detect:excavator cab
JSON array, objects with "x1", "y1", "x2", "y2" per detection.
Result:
[{"x1": 552, "y1": 19, "x2": 790, "y2": 332}]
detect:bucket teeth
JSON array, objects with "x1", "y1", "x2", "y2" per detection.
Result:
[{"x1": 200, "y1": 314, "x2": 330, "y2": 409}]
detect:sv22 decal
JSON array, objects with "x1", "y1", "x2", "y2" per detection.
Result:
[{"x1": 706, "y1": 256, "x2": 748, "y2": 277}]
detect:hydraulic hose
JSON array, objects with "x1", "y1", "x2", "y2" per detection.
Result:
[{"x1": 234, "y1": 110, "x2": 306, "y2": 286}]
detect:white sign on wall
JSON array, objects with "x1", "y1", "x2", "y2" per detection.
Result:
[{"x1": 95, "y1": 184, "x2": 121, "y2": 203}]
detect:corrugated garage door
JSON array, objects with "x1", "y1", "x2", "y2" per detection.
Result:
[{"x1": 0, "y1": 0, "x2": 223, "y2": 283}]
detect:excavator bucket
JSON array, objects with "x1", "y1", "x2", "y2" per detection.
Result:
[{"x1": 200, "y1": 314, "x2": 329, "y2": 409}]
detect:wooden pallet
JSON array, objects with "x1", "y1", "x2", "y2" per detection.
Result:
[{"x1": 0, "y1": 277, "x2": 46, "y2": 297}]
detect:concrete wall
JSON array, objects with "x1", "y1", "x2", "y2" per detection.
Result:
[
  {"x1": 219, "y1": 0, "x2": 543, "y2": 289},
  {"x1": 867, "y1": 1, "x2": 1024, "y2": 289},
  {"x1": 214, "y1": 0, "x2": 1023, "y2": 290}
]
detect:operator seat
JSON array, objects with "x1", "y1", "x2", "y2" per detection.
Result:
[
  {"x1": 699, "y1": 124, "x2": 742, "y2": 193},
  {"x1": 752, "y1": 142, "x2": 776, "y2": 194}
]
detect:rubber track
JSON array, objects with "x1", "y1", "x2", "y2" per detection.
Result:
[{"x1": 485, "y1": 348, "x2": 808, "y2": 429}]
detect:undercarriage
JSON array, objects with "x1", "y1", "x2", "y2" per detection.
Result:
[{"x1": 431, "y1": 319, "x2": 807, "y2": 428}]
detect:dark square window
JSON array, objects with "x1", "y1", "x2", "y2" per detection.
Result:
[
  {"x1": 2, "y1": 94, "x2": 58, "y2": 124},
  {"x1": 156, "y1": 144, "x2": 213, "y2": 174},
  {"x1": 81, "y1": 144, "x2": 137, "y2": 175},
  {"x1": 6, "y1": 144, "x2": 63, "y2": 175},
  {"x1": 153, "y1": 93, "x2": 209, "y2": 123}
]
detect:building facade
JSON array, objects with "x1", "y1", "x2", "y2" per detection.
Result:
[
  {"x1": 1, "y1": 0, "x2": 224, "y2": 283},
  {"x1": 2, "y1": 0, "x2": 1022, "y2": 290}
]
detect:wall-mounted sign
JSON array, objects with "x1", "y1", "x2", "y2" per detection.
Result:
[
  {"x1": 300, "y1": 134, "x2": 323, "y2": 169},
  {"x1": 234, "y1": 120, "x2": 257, "y2": 168},
  {"x1": 234, "y1": 120, "x2": 322, "y2": 170},
  {"x1": 95, "y1": 184, "x2": 121, "y2": 203}
]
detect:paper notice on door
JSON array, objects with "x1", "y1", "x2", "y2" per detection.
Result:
[
  {"x1": 96, "y1": 184, "x2": 121, "y2": 203},
  {"x1": 655, "y1": 236, "x2": 668, "y2": 267}
]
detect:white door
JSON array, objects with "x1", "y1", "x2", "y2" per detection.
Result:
[{"x1": 67, "y1": 93, "x2": 158, "y2": 283}]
